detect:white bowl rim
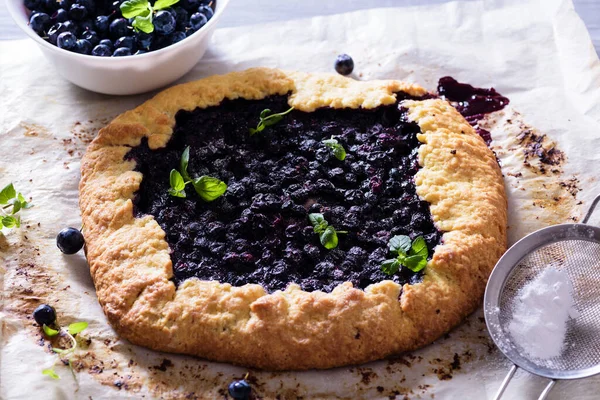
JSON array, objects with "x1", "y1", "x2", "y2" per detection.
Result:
[{"x1": 5, "y1": 0, "x2": 229, "y2": 61}]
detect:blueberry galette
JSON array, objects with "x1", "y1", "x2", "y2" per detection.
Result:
[{"x1": 79, "y1": 68, "x2": 507, "y2": 370}]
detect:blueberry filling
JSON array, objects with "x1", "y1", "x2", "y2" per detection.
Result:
[{"x1": 126, "y1": 94, "x2": 443, "y2": 293}]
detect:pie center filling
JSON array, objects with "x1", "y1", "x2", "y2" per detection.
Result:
[{"x1": 126, "y1": 93, "x2": 443, "y2": 293}]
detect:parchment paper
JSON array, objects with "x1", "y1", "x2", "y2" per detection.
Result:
[{"x1": 2, "y1": 0, "x2": 600, "y2": 398}]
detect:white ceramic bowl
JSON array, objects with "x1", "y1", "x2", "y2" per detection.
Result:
[{"x1": 6, "y1": 0, "x2": 229, "y2": 95}]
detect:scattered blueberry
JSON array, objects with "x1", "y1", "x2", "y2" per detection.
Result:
[
  {"x1": 112, "y1": 47, "x2": 132, "y2": 57},
  {"x1": 334, "y1": 54, "x2": 354, "y2": 76},
  {"x1": 92, "y1": 43, "x2": 111, "y2": 56},
  {"x1": 74, "y1": 38, "x2": 93, "y2": 54},
  {"x1": 33, "y1": 304, "x2": 57, "y2": 326},
  {"x1": 154, "y1": 10, "x2": 176, "y2": 35},
  {"x1": 228, "y1": 380, "x2": 251, "y2": 400},
  {"x1": 68, "y1": 3, "x2": 87, "y2": 20},
  {"x1": 56, "y1": 227, "x2": 84, "y2": 254},
  {"x1": 29, "y1": 12, "x2": 50, "y2": 34},
  {"x1": 189, "y1": 12, "x2": 207, "y2": 31},
  {"x1": 115, "y1": 36, "x2": 135, "y2": 51},
  {"x1": 109, "y1": 17, "x2": 128, "y2": 40},
  {"x1": 56, "y1": 31, "x2": 77, "y2": 50}
]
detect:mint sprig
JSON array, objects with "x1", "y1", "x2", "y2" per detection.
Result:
[
  {"x1": 381, "y1": 235, "x2": 429, "y2": 274},
  {"x1": 120, "y1": 0, "x2": 180, "y2": 34},
  {"x1": 0, "y1": 183, "x2": 32, "y2": 231},
  {"x1": 249, "y1": 107, "x2": 294, "y2": 136},
  {"x1": 322, "y1": 136, "x2": 346, "y2": 161},
  {"x1": 41, "y1": 321, "x2": 89, "y2": 380},
  {"x1": 308, "y1": 213, "x2": 347, "y2": 250},
  {"x1": 168, "y1": 146, "x2": 227, "y2": 201}
]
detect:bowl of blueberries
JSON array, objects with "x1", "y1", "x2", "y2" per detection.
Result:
[{"x1": 6, "y1": 0, "x2": 229, "y2": 94}]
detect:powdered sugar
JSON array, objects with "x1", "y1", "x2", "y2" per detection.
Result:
[{"x1": 507, "y1": 266, "x2": 579, "y2": 360}]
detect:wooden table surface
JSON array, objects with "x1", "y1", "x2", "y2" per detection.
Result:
[{"x1": 1, "y1": 0, "x2": 599, "y2": 54}]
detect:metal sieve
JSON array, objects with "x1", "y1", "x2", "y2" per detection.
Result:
[{"x1": 484, "y1": 194, "x2": 600, "y2": 400}]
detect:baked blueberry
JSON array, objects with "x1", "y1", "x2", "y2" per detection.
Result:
[
  {"x1": 33, "y1": 304, "x2": 57, "y2": 326},
  {"x1": 334, "y1": 54, "x2": 354, "y2": 76},
  {"x1": 56, "y1": 227, "x2": 85, "y2": 254},
  {"x1": 228, "y1": 380, "x2": 251, "y2": 400}
]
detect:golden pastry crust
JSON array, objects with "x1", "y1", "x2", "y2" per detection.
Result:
[{"x1": 79, "y1": 67, "x2": 507, "y2": 370}]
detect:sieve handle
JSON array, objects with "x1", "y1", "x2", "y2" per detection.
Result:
[
  {"x1": 537, "y1": 380, "x2": 556, "y2": 400},
  {"x1": 493, "y1": 364, "x2": 518, "y2": 400},
  {"x1": 582, "y1": 193, "x2": 600, "y2": 224}
]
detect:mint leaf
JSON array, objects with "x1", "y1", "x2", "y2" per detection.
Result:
[
  {"x1": 154, "y1": 0, "x2": 180, "y2": 9},
  {"x1": 133, "y1": 12, "x2": 154, "y2": 34},
  {"x1": 168, "y1": 188, "x2": 186, "y2": 198},
  {"x1": 322, "y1": 137, "x2": 347, "y2": 161},
  {"x1": 249, "y1": 107, "x2": 294, "y2": 135},
  {"x1": 52, "y1": 348, "x2": 65, "y2": 354},
  {"x1": 259, "y1": 109, "x2": 271, "y2": 119},
  {"x1": 308, "y1": 213, "x2": 326, "y2": 230},
  {"x1": 67, "y1": 321, "x2": 88, "y2": 335},
  {"x1": 2, "y1": 216, "x2": 16, "y2": 228},
  {"x1": 389, "y1": 235, "x2": 412, "y2": 255},
  {"x1": 170, "y1": 170, "x2": 185, "y2": 192},
  {"x1": 320, "y1": 226, "x2": 339, "y2": 249},
  {"x1": 192, "y1": 176, "x2": 227, "y2": 202},
  {"x1": 0, "y1": 183, "x2": 16, "y2": 204},
  {"x1": 120, "y1": 0, "x2": 149, "y2": 18},
  {"x1": 43, "y1": 324, "x2": 59, "y2": 337},
  {"x1": 410, "y1": 236, "x2": 428, "y2": 258},
  {"x1": 42, "y1": 368, "x2": 60, "y2": 379},
  {"x1": 381, "y1": 259, "x2": 401, "y2": 275},
  {"x1": 180, "y1": 146, "x2": 191, "y2": 182},
  {"x1": 403, "y1": 255, "x2": 427, "y2": 272}
]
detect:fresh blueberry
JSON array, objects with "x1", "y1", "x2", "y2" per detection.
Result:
[
  {"x1": 94, "y1": 15, "x2": 109, "y2": 33},
  {"x1": 62, "y1": 19, "x2": 79, "y2": 35},
  {"x1": 153, "y1": 10, "x2": 175, "y2": 35},
  {"x1": 112, "y1": 47, "x2": 131, "y2": 56},
  {"x1": 170, "y1": 31, "x2": 186, "y2": 44},
  {"x1": 91, "y1": 43, "x2": 112, "y2": 56},
  {"x1": 134, "y1": 31, "x2": 153, "y2": 50},
  {"x1": 134, "y1": 49, "x2": 146, "y2": 55},
  {"x1": 196, "y1": 4, "x2": 213, "y2": 19},
  {"x1": 74, "y1": 38, "x2": 92, "y2": 54},
  {"x1": 80, "y1": 18, "x2": 94, "y2": 31},
  {"x1": 109, "y1": 17, "x2": 128, "y2": 40},
  {"x1": 24, "y1": 0, "x2": 40, "y2": 10},
  {"x1": 228, "y1": 380, "x2": 251, "y2": 400},
  {"x1": 76, "y1": 0, "x2": 96, "y2": 14},
  {"x1": 99, "y1": 38, "x2": 113, "y2": 49},
  {"x1": 108, "y1": 0, "x2": 122, "y2": 16},
  {"x1": 51, "y1": 8, "x2": 69, "y2": 23},
  {"x1": 43, "y1": 0, "x2": 60, "y2": 12},
  {"x1": 179, "y1": 0, "x2": 200, "y2": 11},
  {"x1": 47, "y1": 22, "x2": 68, "y2": 44},
  {"x1": 56, "y1": 31, "x2": 77, "y2": 50},
  {"x1": 29, "y1": 12, "x2": 51, "y2": 34},
  {"x1": 115, "y1": 36, "x2": 135, "y2": 51},
  {"x1": 57, "y1": 0, "x2": 72, "y2": 9},
  {"x1": 33, "y1": 304, "x2": 57, "y2": 326},
  {"x1": 56, "y1": 227, "x2": 84, "y2": 253},
  {"x1": 81, "y1": 29, "x2": 99, "y2": 46},
  {"x1": 172, "y1": 7, "x2": 188, "y2": 30},
  {"x1": 188, "y1": 12, "x2": 207, "y2": 31},
  {"x1": 152, "y1": 34, "x2": 170, "y2": 49},
  {"x1": 68, "y1": 3, "x2": 87, "y2": 20},
  {"x1": 334, "y1": 54, "x2": 354, "y2": 76}
]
